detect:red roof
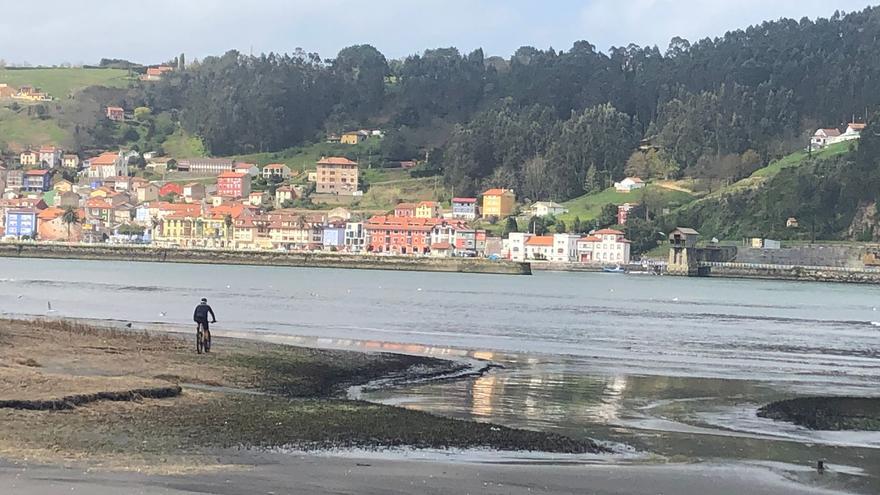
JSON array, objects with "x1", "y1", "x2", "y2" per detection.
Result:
[
  {"x1": 317, "y1": 157, "x2": 358, "y2": 166},
  {"x1": 594, "y1": 229, "x2": 624, "y2": 235},
  {"x1": 578, "y1": 236, "x2": 602, "y2": 243},
  {"x1": 86, "y1": 198, "x2": 112, "y2": 209},
  {"x1": 89, "y1": 152, "x2": 120, "y2": 166},
  {"x1": 525, "y1": 236, "x2": 553, "y2": 246},
  {"x1": 848, "y1": 123, "x2": 866, "y2": 130},
  {"x1": 418, "y1": 201, "x2": 438, "y2": 208},
  {"x1": 817, "y1": 128, "x2": 841, "y2": 137},
  {"x1": 365, "y1": 215, "x2": 443, "y2": 231},
  {"x1": 25, "y1": 169, "x2": 49, "y2": 176},
  {"x1": 452, "y1": 197, "x2": 477, "y2": 203},
  {"x1": 107, "y1": 106, "x2": 123, "y2": 112},
  {"x1": 37, "y1": 207, "x2": 65, "y2": 221},
  {"x1": 431, "y1": 242, "x2": 452, "y2": 250},
  {"x1": 482, "y1": 188, "x2": 513, "y2": 196},
  {"x1": 218, "y1": 172, "x2": 247, "y2": 179}
]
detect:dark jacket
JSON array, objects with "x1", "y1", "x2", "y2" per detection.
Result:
[{"x1": 193, "y1": 303, "x2": 216, "y2": 323}]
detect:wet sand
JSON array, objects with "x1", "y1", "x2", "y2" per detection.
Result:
[{"x1": 0, "y1": 455, "x2": 854, "y2": 495}]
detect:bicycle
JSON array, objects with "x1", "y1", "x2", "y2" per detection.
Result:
[{"x1": 196, "y1": 321, "x2": 213, "y2": 354}]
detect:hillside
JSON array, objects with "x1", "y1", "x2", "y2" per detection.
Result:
[
  {"x1": 0, "y1": 67, "x2": 129, "y2": 98},
  {"x1": 0, "y1": 106, "x2": 70, "y2": 150},
  {"x1": 559, "y1": 185, "x2": 697, "y2": 224}
]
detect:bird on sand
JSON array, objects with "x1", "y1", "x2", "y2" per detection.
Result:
[
  {"x1": 159, "y1": 312, "x2": 167, "y2": 317},
  {"x1": 125, "y1": 323, "x2": 132, "y2": 328}
]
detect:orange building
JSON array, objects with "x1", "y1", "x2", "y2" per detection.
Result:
[{"x1": 365, "y1": 216, "x2": 441, "y2": 255}]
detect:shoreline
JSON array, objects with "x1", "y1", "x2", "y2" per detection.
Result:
[{"x1": 0, "y1": 242, "x2": 531, "y2": 275}]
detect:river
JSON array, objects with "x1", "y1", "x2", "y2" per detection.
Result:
[{"x1": 1, "y1": 258, "x2": 879, "y2": 493}]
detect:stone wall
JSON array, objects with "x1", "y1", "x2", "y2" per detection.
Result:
[
  {"x1": 735, "y1": 245, "x2": 866, "y2": 268},
  {"x1": 0, "y1": 243, "x2": 531, "y2": 276},
  {"x1": 708, "y1": 264, "x2": 880, "y2": 284}
]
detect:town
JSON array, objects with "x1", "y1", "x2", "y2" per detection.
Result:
[{"x1": 0, "y1": 134, "x2": 634, "y2": 265}]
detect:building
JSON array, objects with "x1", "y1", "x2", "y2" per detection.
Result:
[
  {"x1": 505, "y1": 232, "x2": 531, "y2": 262},
  {"x1": 415, "y1": 201, "x2": 441, "y2": 219},
  {"x1": 551, "y1": 233, "x2": 580, "y2": 262},
  {"x1": 365, "y1": 216, "x2": 440, "y2": 255},
  {"x1": 344, "y1": 221, "x2": 366, "y2": 252},
  {"x1": 451, "y1": 197, "x2": 477, "y2": 220},
  {"x1": 87, "y1": 152, "x2": 127, "y2": 179},
  {"x1": 577, "y1": 229, "x2": 631, "y2": 264},
  {"x1": 182, "y1": 183, "x2": 206, "y2": 202},
  {"x1": 57, "y1": 191, "x2": 79, "y2": 208},
  {"x1": 5, "y1": 170, "x2": 23, "y2": 190},
  {"x1": 0, "y1": 83, "x2": 16, "y2": 98},
  {"x1": 216, "y1": 172, "x2": 251, "y2": 199},
  {"x1": 322, "y1": 221, "x2": 346, "y2": 250},
  {"x1": 811, "y1": 128, "x2": 841, "y2": 148},
  {"x1": 394, "y1": 203, "x2": 416, "y2": 217},
  {"x1": 614, "y1": 177, "x2": 646, "y2": 193},
  {"x1": 617, "y1": 203, "x2": 636, "y2": 225},
  {"x1": 62, "y1": 154, "x2": 80, "y2": 169},
  {"x1": 481, "y1": 188, "x2": 516, "y2": 219},
  {"x1": 20, "y1": 150, "x2": 38, "y2": 166},
  {"x1": 158, "y1": 182, "x2": 183, "y2": 198},
  {"x1": 141, "y1": 66, "x2": 173, "y2": 81},
  {"x1": 528, "y1": 201, "x2": 568, "y2": 217},
  {"x1": 53, "y1": 179, "x2": 74, "y2": 193},
  {"x1": 340, "y1": 131, "x2": 368, "y2": 145},
  {"x1": 39, "y1": 147, "x2": 62, "y2": 168},
  {"x1": 23, "y1": 170, "x2": 51, "y2": 192},
  {"x1": 4, "y1": 209, "x2": 38, "y2": 238},
  {"x1": 136, "y1": 183, "x2": 160, "y2": 203},
  {"x1": 262, "y1": 163, "x2": 292, "y2": 180},
  {"x1": 234, "y1": 162, "x2": 260, "y2": 177},
  {"x1": 274, "y1": 186, "x2": 296, "y2": 209},
  {"x1": 37, "y1": 207, "x2": 82, "y2": 241},
  {"x1": 176, "y1": 158, "x2": 234, "y2": 174},
  {"x1": 316, "y1": 157, "x2": 359, "y2": 195},
  {"x1": 13, "y1": 86, "x2": 51, "y2": 101},
  {"x1": 524, "y1": 235, "x2": 554, "y2": 260},
  {"x1": 106, "y1": 106, "x2": 125, "y2": 121}
]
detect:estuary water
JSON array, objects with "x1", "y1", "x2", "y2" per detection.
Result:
[{"x1": 1, "y1": 257, "x2": 879, "y2": 492}]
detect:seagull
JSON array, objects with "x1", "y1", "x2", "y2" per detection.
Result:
[
  {"x1": 226, "y1": 284, "x2": 231, "y2": 289},
  {"x1": 417, "y1": 288, "x2": 423, "y2": 292},
  {"x1": 125, "y1": 323, "x2": 132, "y2": 328},
  {"x1": 159, "y1": 312, "x2": 167, "y2": 317},
  {"x1": 16, "y1": 295, "x2": 22, "y2": 300},
  {"x1": 672, "y1": 297, "x2": 679, "y2": 302},
  {"x1": 47, "y1": 302, "x2": 56, "y2": 313}
]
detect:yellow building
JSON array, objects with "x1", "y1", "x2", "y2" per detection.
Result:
[
  {"x1": 53, "y1": 179, "x2": 74, "y2": 193},
  {"x1": 481, "y1": 188, "x2": 516, "y2": 219},
  {"x1": 415, "y1": 201, "x2": 441, "y2": 219},
  {"x1": 157, "y1": 215, "x2": 231, "y2": 248},
  {"x1": 340, "y1": 131, "x2": 367, "y2": 145},
  {"x1": 20, "y1": 151, "x2": 38, "y2": 166}
]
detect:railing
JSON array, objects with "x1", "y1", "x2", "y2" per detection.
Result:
[{"x1": 700, "y1": 261, "x2": 880, "y2": 274}]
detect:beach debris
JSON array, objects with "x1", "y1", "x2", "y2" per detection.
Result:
[
  {"x1": 817, "y1": 459, "x2": 826, "y2": 473},
  {"x1": 159, "y1": 312, "x2": 167, "y2": 317},
  {"x1": 125, "y1": 323, "x2": 132, "y2": 328},
  {"x1": 47, "y1": 302, "x2": 56, "y2": 313}
]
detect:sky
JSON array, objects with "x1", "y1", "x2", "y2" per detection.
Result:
[{"x1": 0, "y1": 0, "x2": 876, "y2": 65}]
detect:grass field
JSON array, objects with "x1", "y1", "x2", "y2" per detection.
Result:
[
  {"x1": 162, "y1": 129, "x2": 206, "y2": 157},
  {"x1": 232, "y1": 138, "x2": 383, "y2": 173},
  {"x1": 0, "y1": 106, "x2": 70, "y2": 149},
  {"x1": 0, "y1": 67, "x2": 129, "y2": 98},
  {"x1": 750, "y1": 141, "x2": 853, "y2": 179},
  {"x1": 558, "y1": 185, "x2": 696, "y2": 223}
]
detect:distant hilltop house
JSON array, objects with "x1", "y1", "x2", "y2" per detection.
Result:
[
  {"x1": 106, "y1": 106, "x2": 125, "y2": 122},
  {"x1": 316, "y1": 156, "x2": 359, "y2": 195},
  {"x1": 528, "y1": 201, "x2": 568, "y2": 218},
  {"x1": 13, "y1": 85, "x2": 52, "y2": 101},
  {"x1": 261, "y1": 163, "x2": 292, "y2": 180},
  {"x1": 614, "y1": 177, "x2": 645, "y2": 193},
  {"x1": 140, "y1": 66, "x2": 174, "y2": 81},
  {"x1": 340, "y1": 130, "x2": 369, "y2": 145},
  {"x1": 0, "y1": 83, "x2": 16, "y2": 99},
  {"x1": 811, "y1": 123, "x2": 865, "y2": 149}
]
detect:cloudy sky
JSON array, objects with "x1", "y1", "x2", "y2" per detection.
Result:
[{"x1": 1, "y1": 0, "x2": 876, "y2": 65}]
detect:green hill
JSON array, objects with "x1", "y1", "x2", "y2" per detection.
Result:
[
  {"x1": 0, "y1": 106, "x2": 70, "y2": 149},
  {"x1": 0, "y1": 67, "x2": 129, "y2": 98},
  {"x1": 558, "y1": 185, "x2": 696, "y2": 224}
]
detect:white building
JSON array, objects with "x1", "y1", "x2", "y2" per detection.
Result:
[
  {"x1": 576, "y1": 229, "x2": 631, "y2": 264},
  {"x1": 524, "y1": 235, "x2": 553, "y2": 260},
  {"x1": 528, "y1": 201, "x2": 568, "y2": 217},
  {"x1": 506, "y1": 232, "x2": 532, "y2": 262},
  {"x1": 811, "y1": 128, "x2": 842, "y2": 148},
  {"x1": 614, "y1": 177, "x2": 646, "y2": 193},
  {"x1": 551, "y1": 233, "x2": 580, "y2": 262},
  {"x1": 344, "y1": 221, "x2": 366, "y2": 252},
  {"x1": 87, "y1": 152, "x2": 127, "y2": 180}
]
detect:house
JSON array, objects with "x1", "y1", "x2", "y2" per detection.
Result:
[
  {"x1": 524, "y1": 235, "x2": 554, "y2": 260},
  {"x1": 141, "y1": 66, "x2": 173, "y2": 81},
  {"x1": 56, "y1": 191, "x2": 79, "y2": 208},
  {"x1": 262, "y1": 163, "x2": 292, "y2": 180},
  {"x1": 0, "y1": 83, "x2": 16, "y2": 99},
  {"x1": 216, "y1": 172, "x2": 251, "y2": 199},
  {"x1": 617, "y1": 203, "x2": 636, "y2": 225},
  {"x1": 614, "y1": 177, "x2": 646, "y2": 193},
  {"x1": 20, "y1": 150, "x2": 38, "y2": 166},
  {"x1": 176, "y1": 158, "x2": 234, "y2": 174},
  {"x1": 264, "y1": 212, "x2": 324, "y2": 251},
  {"x1": 528, "y1": 201, "x2": 568, "y2": 217},
  {"x1": 837, "y1": 123, "x2": 866, "y2": 143},
  {"x1": 430, "y1": 242, "x2": 453, "y2": 257},
  {"x1": 811, "y1": 128, "x2": 842, "y2": 148},
  {"x1": 5, "y1": 169, "x2": 23, "y2": 190},
  {"x1": 13, "y1": 86, "x2": 51, "y2": 101},
  {"x1": 62, "y1": 154, "x2": 80, "y2": 169},
  {"x1": 37, "y1": 207, "x2": 82, "y2": 241},
  {"x1": 316, "y1": 157, "x2": 359, "y2": 195},
  {"x1": 106, "y1": 106, "x2": 125, "y2": 122},
  {"x1": 481, "y1": 188, "x2": 516, "y2": 219},
  {"x1": 551, "y1": 233, "x2": 580, "y2": 262},
  {"x1": 577, "y1": 229, "x2": 631, "y2": 264},
  {"x1": 505, "y1": 232, "x2": 532, "y2": 261},
  {"x1": 159, "y1": 182, "x2": 183, "y2": 198},
  {"x1": 3, "y1": 209, "x2": 38, "y2": 238},
  {"x1": 415, "y1": 201, "x2": 441, "y2": 219},
  {"x1": 104, "y1": 175, "x2": 132, "y2": 192},
  {"x1": 274, "y1": 186, "x2": 296, "y2": 209},
  {"x1": 182, "y1": 182, "x2": 206, "y2": 202},
  {"x1": 344, "y1": 221, "x2": 366, "y2": 252},
  {"x1": 394, "y1": 203, "x2": 416, "y2": 217},
  {"x1": 786, "y1": 217, "x2": 799, "y2": 228},
  {"x1": 136, "y1": 183, "x2": 160, "y2": 203},
  {"x1": 365, "y1": 216, "x2": 441, "y2": 255},
  {"x1": 146, "y1": 157, "x2": 173, "y2": 173},
  {"x1": 340, "y1": 131, "x2": 368, "y2": 145},
  {"x1": 23, "y1": 170, "x2": 51, "y2": 192},
  {"x1": 234, "y1": 162, "x2": 260, "y2": 177},
  {"x1": 451, "y1": 198, "x2": 477, "y2": 220},
  {"x1": 322, "y1": 221, "x2": 346, "y2": 250},
  {"x1": 247, "y1": 191, "x2": 267, "y2": 207},
  {"x1": 87, "y1": 152, "x2": 127, "y2": 179},
  {"x1": 39, "y1": 147, "x2": 62, "y2": 168},
  {"x1": 53, "y1": 179, "x2": 74, "y2": 193}
]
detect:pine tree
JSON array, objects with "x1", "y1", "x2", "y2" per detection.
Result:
[
  {"x1": 573, "y1": 216, "x2": 582, "y2": 233},
  {"x1": 584, "y1": 164, "x2": 599, "y2": 193}
]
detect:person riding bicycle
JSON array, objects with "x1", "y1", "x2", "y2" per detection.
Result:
[{"x1": 193, "y1": 298, "x2": 216, "y2": 351}]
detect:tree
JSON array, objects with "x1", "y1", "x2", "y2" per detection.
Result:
[
  {"x1": 527, "y1": 216, "x2": 548, "y2": 235},
  {"x1": 61, "y1": 206, "x2": 80, "y2": 242},
  {"x1": 134, "y1": 107, "x2": 152, "y2": 122},
  {"x1": 583, "y1": 164, "x2": 600, "y2": 193},
  {"x1": 641, "y1": 187, "x2": 664, "y2": 220},
  {"x1": 224, "y1": 214, "x2": 233, "y2": 246},
  {"x1": 625, "y1": 152, "x2": 650, "y2": 177},
  {"x1": 572, "y1": 216, "x2": 583, "y2": 234},
  {"x1": 597, "y1": 203, "x2": 618, "y2": 228},
  {"x1": 504, "y1": 216, "x2": 519, "y2": 236},
  {"x1": 178, "y1": 52, "x2": 186, "y2": 70},
  {"x1": 555, "y1": 220, "x2": 567, "y2": 233}
]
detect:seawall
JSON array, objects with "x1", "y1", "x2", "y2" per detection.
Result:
[
  {"x1": 705, "y1": 263, "x2": 880, "y2": 284},
  {"x1": 0, "y1": 243, "x2": 532, "y2": 276}
]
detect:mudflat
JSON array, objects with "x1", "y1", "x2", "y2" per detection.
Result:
[{"x1": 0, "y1": 318, "x2": 600, "y2": 472}]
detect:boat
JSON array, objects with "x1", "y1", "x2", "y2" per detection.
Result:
[{"x1": 602, "y1": 265, "x2": 626, "y2": 273}]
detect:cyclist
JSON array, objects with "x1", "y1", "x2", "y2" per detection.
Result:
[{"x1": 193, "y1": 298, "x2": 217, "y2": 352}]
